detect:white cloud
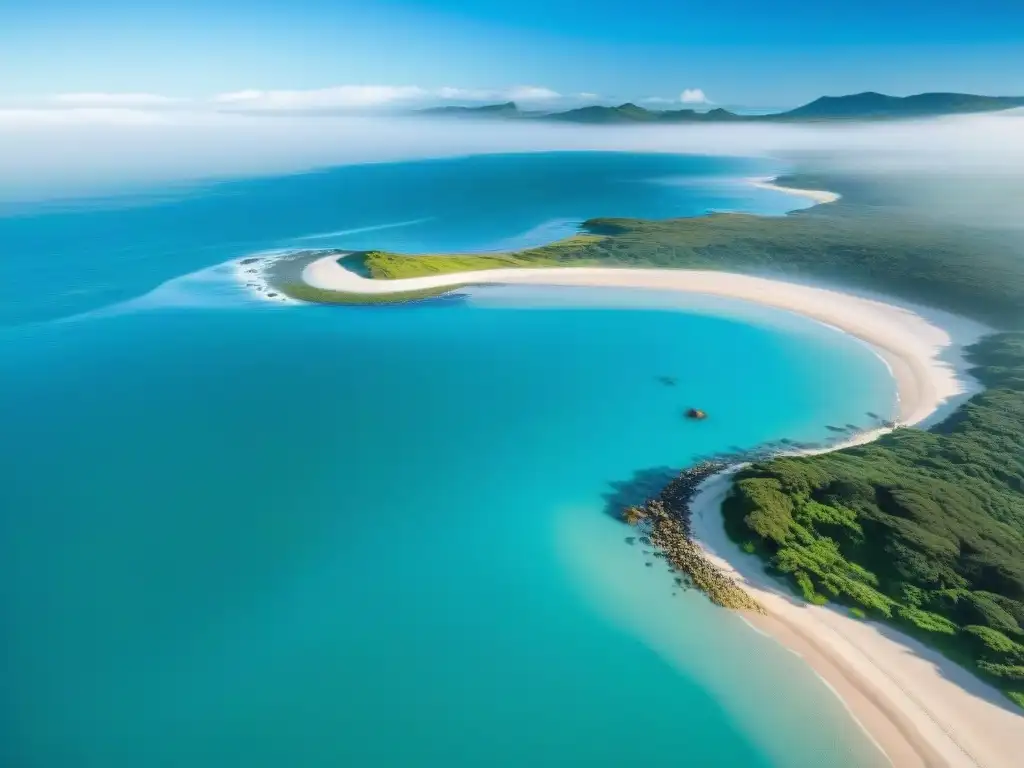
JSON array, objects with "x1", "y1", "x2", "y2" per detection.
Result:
[
  {"x1": 680, "y1": 88, "x2": 710, "y2": 104},
  {"x1": 27, "y1": 84, "x2": 590, "y2": 116},
  {"x1": 51, "y1": 93, "x2": 185, "y2": 108},
  {"x1": 505, "y1": 85, "x2": 562, "y2": 102},
  {"x1": 436, "y1": 87, "x2": 495, "y2": 101},
  {"x1": 436, "y1": 85, "x2": 567, "y2": 104},
  {"x1": 209, "y1": 85, "x2": 568, "y2": 110},
  {"x1": 213, "y1": 85, "x2": 430, "y2": 110}
]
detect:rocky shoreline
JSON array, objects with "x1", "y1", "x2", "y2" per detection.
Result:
[{"x1": 622, "y1": 461, "x2": 765, "y2": 613}]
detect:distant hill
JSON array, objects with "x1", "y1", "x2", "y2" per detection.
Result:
[
  {"x1": 548, "y1": 103, "x2": 744, "y2": 124},
  {"x1": 549, "y1": 103, "x2": 659, "y2": 123},
  {"x1": 415, "y1": 92, "x2": 1024, "y2": 123},
  {"x1": 778, "y1": 91, "x2": 1024, "y2": 120},
  {"x1": 419, "y1": 101, "x2": 524, "y2": 117}
]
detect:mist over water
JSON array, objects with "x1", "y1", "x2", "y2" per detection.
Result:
[{"x1": 1, "y1": 107, "x2": 1024, "y2": 218}]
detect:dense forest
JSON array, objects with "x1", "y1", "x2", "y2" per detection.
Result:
[
  {"x1": 723, "y1": 332, "x2": 1024, "y2": 707},
  {"x1": 358, "y1": 175, "x2": 1024, "y2": 327}
]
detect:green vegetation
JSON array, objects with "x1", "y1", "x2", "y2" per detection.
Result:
[
  {"x1": 777, "y1": 92, "x2": 1024, "y2": 120},
  {"x1": 264, "y1": 250, "x2": 459, "y2": 304},
  {"x1": 419, "y1": 92, "x2": 1024, "y2": 124},
  {"x1": 340, "y1": 182, "x2": 1023, "y2": 326},
  {"x1": 722, "y1": 332, "x2": 1024, "y2": 705},
  {"x1": 278, "y1": 281, "x2": 457, "y2": 305},
  {"x1": 363, "y1": 235, "x2": 604, "y2": 279}
]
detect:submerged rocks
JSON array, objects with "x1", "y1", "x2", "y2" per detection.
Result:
[
  {"x1": 620, "y1": 460, "x2": 764, "y2": 614},
  {"x1": 656, "y1": 375, "x2": 678, "y2": 387},
  {"x1": 622, "y1": 506, "x2": 648, "y2": 525}
]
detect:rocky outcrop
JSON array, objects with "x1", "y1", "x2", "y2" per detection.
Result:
[{"x1": 621, "y1": 462, "x2": 764, "y2": 614}]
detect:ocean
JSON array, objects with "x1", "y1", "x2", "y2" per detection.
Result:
[{"x1": 0, "y1": 152, "x2": 893, "y2": 767}]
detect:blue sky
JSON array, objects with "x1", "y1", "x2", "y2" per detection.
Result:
[{"x1": 4, "y1": 0, "x2": 1024, "y2": 108}]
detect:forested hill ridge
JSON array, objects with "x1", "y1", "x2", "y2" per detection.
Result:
[
  {"x1": 347, "y1": 173, "x2": 1024, "y2": 328},
  {"x1": 417, "y1": 92, "x2": 1024, "y2": 123},
  {"x1": 723, "y1": 332, "x2": 1024, "y2": 708}
]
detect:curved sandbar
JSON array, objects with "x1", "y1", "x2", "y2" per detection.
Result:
[
  {"x1": 748, "y1": 175, "x2": 843, "y2": 205},
  {"x1": 302, "y1": 255, "x2": 1016, "y2": 766},
  {"x1": 304, "y1": 256, "x2": 986, "y2": 426}
]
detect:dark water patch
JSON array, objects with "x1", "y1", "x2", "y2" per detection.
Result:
[{"x1": 601, "y1": 465, "x2": 681, "y2": 520}]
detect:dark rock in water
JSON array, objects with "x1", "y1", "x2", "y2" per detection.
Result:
[
  {"x1": 685, "y1": 408, "x2": 708, "y2": 420},
  {"x1": 267, "y1": 292, "x2": 279, "y2": 298},
  {"x1": 779, "y1": 438, "x2": 794, "y2": 445},
  {"x1": 240, "y1": 257, "x2": 260, "y2": 265},
  {"x1": 639, "y1": 535, "x2": 651, "y2": 546},
  {"x1": 825, "y1": 425, "x2": 846, "y2": 432},
  {"x1": 656, "y1": 375, "x2": 678, "y2": 387},
  {"x1": 246, "y1": 269, "x2": 258, "y2": 274},
  {"x1": 866, "y1": 411, "x2": 881, "y2": 420},
  {"x1": 624, "y1": 536, "x2": 636, "y2": 545},
  {"x1": 645, "y1": 562, "x2": 653, "y2": 568},
  {"x1": 845, "y1": 424, "x2": 860, "y2": 432}
]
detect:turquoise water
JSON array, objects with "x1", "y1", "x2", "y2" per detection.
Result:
[{"x1": 0, "y1": 153, "x2": 894, "y2": 767}]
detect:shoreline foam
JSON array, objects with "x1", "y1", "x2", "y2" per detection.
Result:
[{"x1": 296, "y1": 256, "x2": 1024, "y2": 766}]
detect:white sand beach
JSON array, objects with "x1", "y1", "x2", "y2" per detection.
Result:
[
  {"x1": 748, "y1": 175, "x2": 843, "y2": 204},
  {"x1": 300, "y1": 255, "x2": 1024, "y2": 766},
  {"x1": 303, "y1": 258, "x2": 983, "y2": 425}
]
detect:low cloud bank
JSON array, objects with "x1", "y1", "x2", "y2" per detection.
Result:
[{"x1": 1, "y1": 107, "x2": 1022, "y2": 226}]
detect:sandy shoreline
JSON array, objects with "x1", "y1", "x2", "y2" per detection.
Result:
[
  {"x1": 298, "y1": 256, "x2": 1024, "y2": 765},
  {"x1": 748, "y1": 175, "x2": 843, "y2": 204},
  {"x1": 693, "y1": 470, "x2": 1024, "y2": 768},
  {"x1": 303, "y1": 259, "x2": 985, "y2": 425}
]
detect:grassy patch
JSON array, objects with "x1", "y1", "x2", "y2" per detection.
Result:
[{"x1": 363, "y1": 234, "x2": 606, "y2": 279}]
